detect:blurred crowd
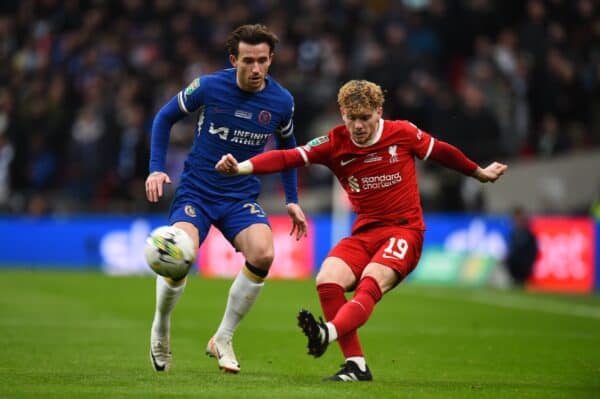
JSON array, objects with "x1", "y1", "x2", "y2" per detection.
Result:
[{"x1": 0, "y1": 0, "x2": 598, "y2": 215}]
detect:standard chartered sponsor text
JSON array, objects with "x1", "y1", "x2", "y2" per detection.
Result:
[{"x1": 361, "y1": 172, "x2": 402, "y2": 190}]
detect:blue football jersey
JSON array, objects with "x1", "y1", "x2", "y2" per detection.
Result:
[{"x1": 150, "y1": 68, "x2": 297, "y2": 202}]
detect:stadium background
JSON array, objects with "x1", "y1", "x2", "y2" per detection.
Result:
[
  {"x1": 0, "y1": 1, "x2": 598, "y2": 398},
  {"x1": 0, "y1": 0, "x2": 597, "y2": 292}
]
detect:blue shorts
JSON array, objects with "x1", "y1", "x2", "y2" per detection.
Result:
[{"x1": 169, "y1": 192, "x2": 270, "y2": 247}]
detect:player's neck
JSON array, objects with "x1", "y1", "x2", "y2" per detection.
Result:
[
  {"x1": 351, "y1": 119, "x2": 384, "y2": 147},
  {"x1": 237, "y1": 77, "x2": 267, "y2": 93}
]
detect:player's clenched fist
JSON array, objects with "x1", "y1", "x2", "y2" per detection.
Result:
[
  {"x1": 216, "y1": 153, "x2": 240, "y2": 176},
  {"x1": 473, "y1": 162, "x2": 508, "y2": 183},
  {"x1": 145, "y1": 171, "x2": 172, "y2": 202}
]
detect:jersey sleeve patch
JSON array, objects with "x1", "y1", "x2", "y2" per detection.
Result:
[
  {"x1": 184, "y1": 78, "x2": 200, "y2": 98},
  {"x1": 179, "y1": 77, "x2": 203, "y2": 113},
  {"x1": 303, "y1": 136, "x2": 329, "y2": 151}
]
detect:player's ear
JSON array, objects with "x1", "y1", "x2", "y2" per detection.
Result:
[{"x1": 229, "y1": 54, "x2": 237, "y2": 67}]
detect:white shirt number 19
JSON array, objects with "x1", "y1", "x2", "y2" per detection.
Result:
[{"x1": 383, "y1": 237, "x2": 408, "y2": 260}]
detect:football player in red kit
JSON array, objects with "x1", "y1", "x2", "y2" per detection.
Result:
[{"x1": 215, "y1": 79, "x2": 507, "y2": 381}]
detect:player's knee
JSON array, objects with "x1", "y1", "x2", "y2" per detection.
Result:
[
  {"x1": 246, "y1": 249, "x2": 274, "y2": 270},
  {"x1": 315, "y1": 269, "x2": 340, "y2": 286},
  {"x1": 316, "y1": 266, "x2": 356, "y2": 290},
  {"x1": 315, "y1": 271, "x2": 328, "y2": 286},
  {"x1": 243, "y1": 260, "x2": 269, "y2": 282},
  {"x1": 173, "y1": 221, "x2": 200, "y2": 248}
]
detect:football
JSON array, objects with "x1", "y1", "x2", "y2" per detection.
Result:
[{"x1": 144, "y1": 226, "x2": 196, "y2": 280}]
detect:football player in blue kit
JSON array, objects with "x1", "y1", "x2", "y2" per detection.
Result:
[{"x1": 145, "y1": 24, "x2": 307, "y2": 373}]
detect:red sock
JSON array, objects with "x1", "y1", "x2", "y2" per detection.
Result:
[
  {"x1": 317, "y1": 283, "x2": 364, "y2": 357},
  {"x1": 331, "y1": 276, "x2": 382, "y2": 338}
]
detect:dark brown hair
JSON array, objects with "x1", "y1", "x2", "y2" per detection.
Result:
[{"x1": 225, "y1": 24, "x2": 279, "y2": 57}]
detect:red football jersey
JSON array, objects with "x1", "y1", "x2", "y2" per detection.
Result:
[{"x1": 297, "y1": 119, "x2": 434, "y2": 233}]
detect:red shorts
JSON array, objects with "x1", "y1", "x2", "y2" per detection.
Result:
[{"x1": 328, "y1": 225, "x2": 424, "y2": 281}]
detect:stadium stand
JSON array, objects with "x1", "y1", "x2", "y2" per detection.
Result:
[{"x1": 0, "y1": 0, "x2": 597, "y2": 215}]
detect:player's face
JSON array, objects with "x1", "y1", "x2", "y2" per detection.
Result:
[
  {"x1": 230, "y1": 42, "x2": 273, "y2": 92},
  {"x1": 341, "y1": 107, "x2": 383, "y2": 145}
]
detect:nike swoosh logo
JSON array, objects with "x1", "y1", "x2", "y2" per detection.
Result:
[
  {"x1": 340, "y1": 158, "x2": 356, "y2": 166},
  {"x1": 382, "y1": 254, "x2": 398, "y2": 259},
  {"x1": 214, "y1": 345, "x2": 223, "y2": 359},
  {"x1": 150, "y1": 350, "x2": 166, "y2": 371},
  {"x1": 208, "y1": 340, "x2": 223, "y2": 359}
]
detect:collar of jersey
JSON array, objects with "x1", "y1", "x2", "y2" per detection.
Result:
[{"x1": 350, "y1": 118, "x2": 384, "y2": 147}]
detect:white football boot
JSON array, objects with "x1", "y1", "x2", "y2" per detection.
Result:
[
  {"x1": 205, "y1": 336, "x2": 240, "y2": 373},
  {"x1": 150, "y1": 330, "x2": 172, "y2": 372}
]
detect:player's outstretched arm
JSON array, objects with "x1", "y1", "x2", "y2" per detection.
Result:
[
  {"x1": 473, "y1": 162, "x2": 508, "y2": 183},
  {"x1": 145, "y1": 171, "x2": 172, "y2": 202},
  {"x1": 216, "y1": 149, "x2": 305, "y2": 176},
  {"x1": 428, "y1": 139, "x2": 507, "y2": 183}
]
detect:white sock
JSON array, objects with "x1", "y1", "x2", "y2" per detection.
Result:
[
  {"x1": 215, "y1": 271, "x2": 264, "y2": 342},
  {"x1": 326, "y1": 322, "x2": 338, "y2": 343},
  {"x1": 152, "y1": 276, "x2": 186, "y2": 337},
  {"x1": 346, "y1": 356, "x2": 367, "y2": 372}
]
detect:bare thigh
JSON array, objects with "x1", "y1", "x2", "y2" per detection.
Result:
[
  {"x1": 233, "y1": 223, "x2": 274, "y2": 270},
  {"x1": 315, "y1": 256, "x2": 358, "y2": 291}
]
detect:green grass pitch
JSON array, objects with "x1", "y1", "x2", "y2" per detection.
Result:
[{"x1": 0, "y1": 270, "x2": 598, "y2": 399}]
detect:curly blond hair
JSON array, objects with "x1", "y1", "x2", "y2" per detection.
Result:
[{"x1": 337, "y1": 80, "x2": 385, "y2": 116}]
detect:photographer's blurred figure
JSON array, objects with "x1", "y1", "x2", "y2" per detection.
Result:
[{"x1": 505, "y1": 207, "x2": 538, "y2": 286}]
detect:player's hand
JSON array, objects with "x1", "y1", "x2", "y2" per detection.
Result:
[
  {"x1": 145, "y1": 171, "x2": 172, "y2": 202},
  {"x1": 286, "y1": 203, "x2": 308, "y2": 241},
  {"x1": 474, "y1": 162, "x2": 508, "y2": 183},
  {"x1": 215, "y1": 153, "x2": 240, "y2": 176}
]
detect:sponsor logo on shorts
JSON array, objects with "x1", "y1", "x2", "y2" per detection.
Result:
[{"x1": 184, "y1": 205, "x2": 197, "y2": 217}]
